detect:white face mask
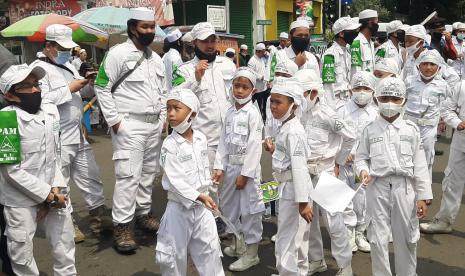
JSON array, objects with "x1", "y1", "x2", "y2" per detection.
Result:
[
  {"x1": 419, "y1": 66, "x2": 439, "y2": 81},
  {"x1": 306, "y1": 94, "x2": 317, "y2": 111},
  {"x1": 172, "y1": 111, "x2": 193, "y2": 134},
  {"x1": 406, "y1": 40, "x2": 422, "y2": 56},
  {"x1": 277, "y1": 103, "x2": 294, "y2": 122},
  {"x1": 233, "y1": 93, "x2": 253, "y2": 105},
  {"x1": 378, "y1": 101, "x2": 404, "y2": 118},
  {"x1": 352, "y1": 91, "x2": 373, "y2": 105}
]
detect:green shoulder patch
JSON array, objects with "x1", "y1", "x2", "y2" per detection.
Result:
[
  {"x1": 375, "y1": 48, "x2": 386, "y2": 58},
  {"x1": 350, "y1": 40, "x2": 362, "y2": 67},
  {"x1": 171, "y1": 65, "x2": 186, "y2": 87},
  {"x1": 0, "y1": 111, "x2": 21, "y2": 164},
  {"x1": 95, "y1": 52, "x2": 109, "y2": 88},
  {"x1": 322, "y1": 54, "x2": 336, "y2": 84}
]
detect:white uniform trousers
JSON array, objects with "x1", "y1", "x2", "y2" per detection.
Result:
[
  {"x1": 219, "y1": 163, "x2": 264, "y2": 244},
  {"x1": 419, "y1": 126, "x2": 437, "y2": 181},
  {"x1": 155, "y1": 201, "x2": 225, "y2": 276},
  {"x1": 435, "y1": 147, "x2": 465, "y2": 224},
  {"x1": 308, "y1": 172, "x2": 352, "y2": 268},
  {"x1": 111, "y1": 118, "x2": 163, "y2": 224},
  {"x1": 339, "y1": 164, "x2": 366, "y2": 227},
  {"x1": 366, "y1": 176, "x2": 419, "y2": 276},
  {"x1": 275, "y1": 197, "x2": 311, "y2": 276},
  {"x1": 61, "y1": 142, "x2": 105, "y2": 210},
  {"x1": 3, "y1": 205, "x2": 76, "y2": 276}
]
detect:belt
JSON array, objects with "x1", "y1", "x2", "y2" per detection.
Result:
[
  {"x1": 404, "y1": 115, "x2": 437, "y2": 127},
  {"x1": 307, "y1": 159, "x2": 334, "y2": 176},
  {"x1": 273, "y1": 170, "x2": 292, "y2": 183},
  {"x1": 125, "y1": 113, "x2": 159, "y2": 124},
  {"x1": 167, "y1": 186, "x2": 209, "y2": 206},
  {"x1": 229, "y1": 154, "x2": 245, "y2": 165}
]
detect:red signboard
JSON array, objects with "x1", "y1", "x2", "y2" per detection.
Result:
[{"x1": 8, "y1": 0, "x2": 82, "y2": 23}]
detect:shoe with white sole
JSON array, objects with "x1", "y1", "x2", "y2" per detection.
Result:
[
  {"x1": 355, "y1": 231, "x2": 370, "y2": 253},
  {"x1": 308, "y1": 259, "x2": 327, "y2": 275},
  {"x1": 224, "y1": 234, "x2": 247, "y2": 257},
  {"x1": 229, "y1": 243, "x2": 260, "y2": 271},
  {"x1": 336, "y1": 265, "x2": 353, "y2": 276},
  {"x1": 420, "y1": 219, "x2": 452, "y2": 234}
]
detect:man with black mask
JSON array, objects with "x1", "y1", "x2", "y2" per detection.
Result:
[
  {"x1": 162, "y1": 28, "x2": 183, "y2": 92},
  {"x1": 172, "y1": 21, "x2": 236, "y2": 235},
  {"x1": 322, "y1": 16, "x2": 360, "y2": 109},
  {"x1": 427, "y1": 17, "x2": 458, "y2": 62},
  {"x1": 375, "y1": 20, "x2": 408, "y2": 74},
  {"x1": 95, "y1": 7, "x2": 166, "y2": 253},
  {"x1": 351, "y1": 9, "x2": 379, "y2": 77}
]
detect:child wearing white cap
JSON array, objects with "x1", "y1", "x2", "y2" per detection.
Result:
[
  {"x1": 162, "y1": 28, "x2": 183, "y2": 92},
  {"x1": 268, "y1": 78, "x2": 312, "y2": 275},
  {"x1": 0, "y1": 64, "x2": 76, "y2": 276},
  {"x1": 156, "y1": 88, "x2": 225, "y2": 276},
  {"x1": 351, "y1": 9, "x2": 379, "y2": 76},
  {"x1": 212, "y1": 68, "x2": 264, "y2": 271},
  {"x1": 355, "y1": 77, "x2": 432, "y2": 276},
  {"x1": 374, "y1": 57, "x2": 400, "y2": 79}
]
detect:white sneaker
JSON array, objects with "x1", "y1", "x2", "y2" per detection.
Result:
[
  {"x1": 271, "y1": 234, "x2": 277, "y2": 242},
  {"x1": 336, "y1": 265, "x2": 353, "y2": 276},
  {"x1": 348, "y1": 228, "x2": 357, "y2": 253},
  {"x1": 355, "y1": 231, "x2": 370, "y2": 253},
  {"x1": 420, "y1": 219, "x2": 452, "y2": 234},
  {"x1": 224, "y1": 235, "x2": 247, "y2": 257},
  {"x1": 229, "y1": 243, "x2": 260, "y2": 271},
  {"x1": 308, "y1": 259, "x2": 327, "y2": 275}
]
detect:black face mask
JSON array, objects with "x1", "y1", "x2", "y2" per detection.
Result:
[
  {"x1": 136, "y1": 31, "x2": 155, "y2": 46},
  {"x1": 194, "y1": 47, "x2": 217, "y2": 63},
  {"x1": 396, "y1": 31, "x2": 405, "y2": 43},
  {"x1": 343, "y1": 31, "x2": 358, "y2": 45},
  {"x1": 225, "y1": 52, "x2": 235, "y2": 58},
  {"x1": 431, "y1": 32, "x2": 442, "y2": 42},
  {"x1": 291, "y1": 36, "x2": 310, "y2": 53},
  {"x1": 11, "y1": 92, "x2": 42, "y2": 114},
  {"x1": 369, "y1": 22, "x2": 379, "y2": 34}
]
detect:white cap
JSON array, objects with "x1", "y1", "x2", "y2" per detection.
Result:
[
  {"x1": 129, "y1": 7, "x2": 155, "y2": 21},
  {"x1": 166, "y1": 29, "x2": 182, "y2": 43},
  {"x1": 255, "y1": 43, "x2": 266, "y2": 51},
  {"x1": 386, "y1": 20, "x2": 404, "y2": 34},
  {"x1": 406, "y1": 25, "x2": 427, "y2": 40},
  {"x1": 457, "y1": 22, "x2": 465, "y2": 30},
  {"x1": 46, "y1": 24, "x2": 78, "y2": 49},
  {"x1": 351, "y1": 71, "x2": 377, "y2": 91},
  {"x1": 374, "y1": 58, "x2": 399, "y2": 76},
  {"x1": 225, "y1": 48, "x2": 235, "y2": 54},
  {"x1": 279, "y1": 32, "x2": 289, "y2": 39},
  {"x1": 333, "y1": 16, "x2": 361, "y2": 34},
  {"x1": 359, "y1": 9, "x2": 378, "y2": 20},
  {"x1": 0, "y1": 64, "x2": 46, "y2": 94},
  {"x1": 234, "y1": 67, "x2": 257, "y2": 88},
  {"x1": 181, "y1": 31, "x2": 193, "y2": 43},
  {"x1": 192, "y1": 22, "x2": 216, "y2": 41},
  {"x1": 452, "y1": 22, "x2": 461, "y2": 30},
  {"x1": 79, "y1": 49, "x2": 86, "y2": 54},
  {"x1": 376, "y1": 77, "x2": 406, "y2": 99},
  {"x1": 271, "y1": 78, "x2": 307, "y2": 117},
  {"x1": 416, "y1": 49, "x2": 443, "y2": 66},
  {"x1": 293, "y1": 69, "x2": 324, "y2": 94},
  {"x1": 290, "y1": 18, "x2": 309, "y2": 31},
  {"x1": 240, "y1": 44, "x2": 248, "y2": 50},
  {"x1": 167, "y1": 88, "x2": 200, "y2": 114},
  {"x1": 275, "y1": 60, "x2": 298, "y2": 76}
]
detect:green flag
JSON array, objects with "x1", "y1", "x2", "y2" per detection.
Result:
[
  {"x1": 351, "y1": 40, "x2": 362, "y2": 67},
  {"x1": 0, "y1": 110, "x2": 21, "y2": 164},
  {"x1": 322, "y1": 54, "x2": 336, "y2": 84}
]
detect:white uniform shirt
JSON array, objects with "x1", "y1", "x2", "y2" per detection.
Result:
[
  {"x1": 95, "y1": 39, "x2": 167, "y2": 127},
  {"x1": 301, "y1": 101, "x2": 355, "y2": 166},
  {"x1": 355, "y1": 117, "x2": 432, "y2": 200},
  {"x1": 376, "y1": 39, "x2": 403, "y2": 74},
  {"x1": 0, "y1": 104, "x2": 65, "y2": 207},
  {"x1": 160, "y1": 130, "x2": 212, "y2": 209},
  {"x1": 441, "y1": 81, "x2": 465, "y2": 152},
  {"x1": 337, "y1": 99, "x2": 378, "y2": 155},
  {"x1": 272, "y1": 117, "x2": 311, "y2": 202},
  {"x1": 448, "y1": 37, "x2": 465, "y2": 78},
  {"x1": 351, "y1": 32, "x2": 376, "y2": 76},
  {"x1": 72, "y1": 58, "x2": 83, "y2": 71},
  {"x1": 162, "y1": 48, "x2": 183, "y2": 92},
  {"x1": 276, "y1": 46, "x2": 321, "y2": 74},
  {"x1": 174, "y1": 56, "x2": 235, "y2": 147},
  {"x1": 322, "y1": 42, "x2": 351, "y2": 108},
  {"x1": 247, "y1": 55, "x2": 267, "y2": 92}
]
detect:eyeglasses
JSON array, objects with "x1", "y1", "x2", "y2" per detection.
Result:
[{"x1": 13, "y1": 82, "x2": 41, "y2": 93}]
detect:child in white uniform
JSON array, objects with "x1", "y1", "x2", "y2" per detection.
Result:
[{"x1": 155, "y1": 88, "x2": 224, "y2": 276}]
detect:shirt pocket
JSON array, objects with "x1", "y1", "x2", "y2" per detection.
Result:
[
  {"x1": 197, "y1": 89, "x2": 212, "y2": 104},
  {"x1": 20, "y1": 138, "x2": 41, "y2": 169},
  {"x1": 369, "y1": 143, "x2": 388, "y2": 170},
  {"x1": 400, "y1": 141, "x2": 414, "y2": 168},
  {"x1": 231, "y1": 119, "x2": 249, "y2": 146},
  {"x1": 177, "y1": 151, "x2": 196, "y2": 174}
]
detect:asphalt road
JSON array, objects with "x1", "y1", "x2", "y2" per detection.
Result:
[{"x1": 32, "y1": 131, "x2": 465, "y2": 276}]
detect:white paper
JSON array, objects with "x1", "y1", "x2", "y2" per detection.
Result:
[{"x1": 312, "y1": 171, "x2": 361, "y2": 213}]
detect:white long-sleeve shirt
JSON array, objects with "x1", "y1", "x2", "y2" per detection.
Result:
[
  {"x1": 247, "y1": 55, "x2": 267, "y2": 92},
  {"x1": 441, "y1": 81, "x2": 465, "y2": 152},
  {"x1": 162, "y1": 48, "x2": 183, "y2": 92}
]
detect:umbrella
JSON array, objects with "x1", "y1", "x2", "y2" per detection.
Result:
[
  {"x1": 73, "y1": 6, "x2": 166, "y2": 37},
  {"x1": 0, "y1": 13, "x2": 108, "y2": 43}
]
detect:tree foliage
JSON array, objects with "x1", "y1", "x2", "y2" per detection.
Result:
[{"x1": 349, "y1": 0, "x2": 392, "y2": 22}]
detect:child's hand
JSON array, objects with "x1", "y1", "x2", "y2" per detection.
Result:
[
  {"x1": 360, "y1": 170, "x2": 372, "y2": 186},
  {"x1": 417, "y1": 200, "x2": 428, "y2": 219},
  {"x1": 235, "y1": 175, "x2": 248, "y2": 190},
  {"x1": 298, "y1": 202, "x2": 313, "y2": 223},
  {"x1": 264, "y1": 138, "x2": 275, "y2": 153},
  {"x1": 198, "y1": 194, "x2": 217, "y2": 211},
  {"x1": 334, "y1": 164, "x2": 340, "y2": 177},
  {"x1": 211, "y1": 170, "x2": 224, "y2": 185},
  {"x1": 55, "y1": 193, "x2": 67, "y2": 209},
  {"x1": 346, "y1": 154, "x2": 353, "y2": 163},
  {"x1": 36, "y1": 203, "x2": 50, "y2": 222}
]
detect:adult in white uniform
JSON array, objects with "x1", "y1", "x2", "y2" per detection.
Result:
[
  {"x1": 31, "y1": 24, "x2": 109, "y2": 241},
  {"x1": 0, "y1": 64, "x2": 76, "y2": 276},
  {"x1": 351, "y1": 9, "x2": 379, "y2": 76},
  {"x1": 162, "y1": 28, "x2": 183, "y2": 92},
  {"x1": 299, "y1": 71, "x2": 355, "y2": 276},
  {"x1": 355, "y1": 77, "x2": 432, "y2": 276},
  {"x1": 375, "y1": 20, "x2": 406, "y2": 74},
  {"x1": 248, "y1": 43, "x2": 268, "y2": 117},
  {"x1": 95, "y1": 8, "x2": 166, "y2": 253},
  {"x1": 322, "y1": 17, "x2": 360, "y2": 109},
  {"x1": 277, "y1": 32, "x2": 289, "y2": 50},
  {"x1": 448, "y1": 22, "x2": 465, "y2": 79},
  {"x1": 337, "y1": 71, "x2": 378, "y2": 254}
]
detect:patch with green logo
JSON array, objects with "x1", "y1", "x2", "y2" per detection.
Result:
[
  {"x1": 351, "y1": 40, "x2": 362, "y2": 67},
  {"x1": 0, "y1": 111, "x2": 21, "y2": 164},
  {"x1": 260, "y1": 181, "x2": 280, "y2": 203},
  {"x1": 322, "y1": 54, "x2": 336, "y2": 84}
]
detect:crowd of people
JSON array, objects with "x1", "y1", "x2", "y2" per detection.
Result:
[{"x1": 1, "y1": 5, "x2": 465, "y2": 276}]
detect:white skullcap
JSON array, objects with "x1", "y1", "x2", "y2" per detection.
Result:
[
  {"x1": 457, "y1": 22, "x2": 465, "y2": 30},
  {"x1": 129, "y1": 7, "x2": 154, "y2": 21},
  {"x1": 191, "y1": 22, "x2": 216, "y2": 40},
  {"x1": 406, "y1": 25, "x2": 427, "y2": 40},
  {"x1": 275, "y1": 60, "x2": 298, "y2": 76},
  {"x1": 293, "y1": 69, "x2": 324, "y2": 94},
  {"x1": 452, "y1": 22, "x2": 461, "y2": 30},
  {"x1": 279, "y1": 32, "x2": 289, "y2": 39},
  {"x1": 271, "y1": 78, "x2": 307, "y2": 117},
  {"x1": 167, "y1": 88, "x2": 200, "y2": 114},
  {"x1": 416, "y1": 49, "x2": 443, "y2": 66},
  {"x1": 374, "y1": 58, "x2": 399, "y2": 76},
  {"x1": 166, "y1": 29, "x2": 182, "y2": 43},
  {"x1": 352, "y1": 17, "x2": 359, "y2": 24},
  {"x1": 240, "y1": 44, "x2": 248, "y2": 50},
  {"x1": 181, "y1": 31, "x2": 193, "y2": 43},
  {"x1": 255, "y1": 43, "x2": 266, "y2": 51},
  {"x1": 290, "y1": 18, "x2": 309, "y2": 31},
  {"x1": 333, "y1": 16, "x2": 361, "y2": 34},
  {"x1": 376, "y1": 77, "x2": 406, "y2": 99},
  {"x1": 351, "y1": 71, "x2": 377, "y2": 91},
  {"x1": 79, "y1": 49, "x2": 86, "y2": 54},
  {"x1": 46, "y1": 24, "x2": 78, "y2": 49},
  {"x1": 0, "y1": 64, "x2": 46, "y2": 94},
  {"x1": 386, "y1": 20, "x2": 404, "y2": 34},
  {"x1": 359, "y1": 9, "x2": 378, "y2": 20},
  {"x1": 234, "y1": 67, "x2": 257, "y2": 88},
  {"x1": 225, "y1": 48, "x2": 235, "y2": 54}
]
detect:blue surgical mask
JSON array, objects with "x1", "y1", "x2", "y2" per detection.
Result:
[
  {"x1": 458, "y1": 33, "x2": 465, "y2": 41},
  {"x1": 54, "y1": 50, "x2": 71, "y2": 65}
]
